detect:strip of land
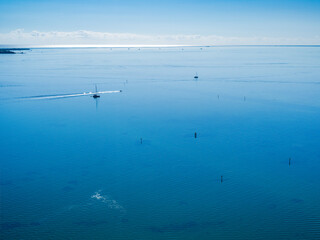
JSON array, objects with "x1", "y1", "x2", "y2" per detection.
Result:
[{"x1": 0, "y1": 48, "x2": 30, "y2": 54}]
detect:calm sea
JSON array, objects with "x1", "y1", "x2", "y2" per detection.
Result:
[{"x1": 1, "y1": 46, "x2": 320, "y2": 239}]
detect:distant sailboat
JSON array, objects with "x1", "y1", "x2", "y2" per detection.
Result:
[{"x1": 194, "y1": 72, "x2": 199, "y2": 79}]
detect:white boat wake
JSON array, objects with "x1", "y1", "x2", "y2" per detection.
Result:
[
  {"x1": 91, "y1": 190, "x2": 126, "y2": 213},
  {"x1": 20, "y1": 90, "x2": 122, "y2": 100}
]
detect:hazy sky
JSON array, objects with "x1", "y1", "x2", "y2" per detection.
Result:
[{"x1": 1, "y1": 0, "x2": 320, "y2": 45}]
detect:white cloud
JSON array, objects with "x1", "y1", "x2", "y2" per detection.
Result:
[{"x1": 0, "y1": 29, "x2": 319, "y2": 46}]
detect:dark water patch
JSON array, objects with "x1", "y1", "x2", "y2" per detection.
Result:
[
  {"x1": 178, "y1": 200, "x2": 188, "y2": 206},
  {"x1": 121, "y1": 218, "x2": 129, "y2": 223},
  {"x1": 147, "y1": 220, "x2": 225, "y2": 233},
  {"x1": 29, "y1": 222, "x2": 41, "y2": 227},
  {"x1": 80, "y1": 168, "x2": 90, "y2": 176},
  {"x1": 0, "y1": 180, "x2": 13, "y2": 186},
  {"x1": 62, "y1": 186, "x2": 75, "y2": 192},
  {"x1": 201, "y1": 221, "x2": 225, "y2": 228},
  {"x1": 148, "y1": 221, "x2": 198, "y2": 233},
  {"x1": 20, "y1": 176, "x2": 35, "y2": 182},
  {"x1": 267, "y1": 203, "x2": 277, "y2": 210},
  {"x1": 295, "y1": 232, "x2": 309, "y2": 239},
  {"x1": 67, "y1": 180, "x2": 79, "y2": 185},
  {"x1": 75, "y1": 220, "x2": 108, "y2": 227},
  {"x1": 25, "y1": 170, "x2": 40, "y2": 176},
  {"x1": 291, "y1": 198, "x2": 304, "y2": 204},
  {"x1": 0, "y1": 222, "x2": 24, "y2": 230},
  {"x1": 0, "y1": 221, "x2": 42, "y2": 231},
  {"x1": 1, "y1": 176, "x2": 36, "y2": 186}
]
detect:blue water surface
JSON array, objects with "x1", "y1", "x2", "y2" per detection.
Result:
[{"x1": 1, "y1": 46, "x2": 320, "y2": 239}]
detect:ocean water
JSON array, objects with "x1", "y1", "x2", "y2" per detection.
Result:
[{"x1": 0, "y1": 46, "x2": 320, "y2": 239}]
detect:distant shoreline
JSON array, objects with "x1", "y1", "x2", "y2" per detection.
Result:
[
  {"x1": 0, "y1": 48, "x2": 31, "y2": 54},
  {"x1": 0, "y1": 45, "x2": 320, "y2": 50}
]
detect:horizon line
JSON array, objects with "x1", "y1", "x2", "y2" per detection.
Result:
[{"x1": 1, "y1": 44, "x2": 320, "y2": 49}]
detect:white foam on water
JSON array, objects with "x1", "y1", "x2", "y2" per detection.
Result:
[
  {"x1": 22, "y1": 90, "x2": 121, "y2": 100},
  {"x1": 91, "y1": 190, "x2": 125, "y2": 212}
]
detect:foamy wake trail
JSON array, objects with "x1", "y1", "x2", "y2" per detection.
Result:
[
  {"x1": 21, "y1": 90, "x2": 121, "y2": 100},
  {"x1": 91, "y1": 190, "x2": 125, "y2": 213}
]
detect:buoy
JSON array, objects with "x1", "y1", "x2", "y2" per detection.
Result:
[{"x1": 194, "y1": 132, "x2": 197, "y2": 138}]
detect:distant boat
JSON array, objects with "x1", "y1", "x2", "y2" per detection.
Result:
[
  {"x1": 194, "y1": 73, "x2": 199, "y2": 79},
  {"x1": 92, "y1": 84, "x2": 100, "y2": 98}
]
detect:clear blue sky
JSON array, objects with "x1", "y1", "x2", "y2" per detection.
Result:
[{"x1": 0, "y1": 0, "x2": 320, "y2": 45}]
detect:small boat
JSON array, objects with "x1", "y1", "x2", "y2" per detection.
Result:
[
  {"x1": 194, "y1": 72, "x2": 199, "y2": 79},
  {"x1": 92, "y1": 84, "x2": 100, "y2": 98}
]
